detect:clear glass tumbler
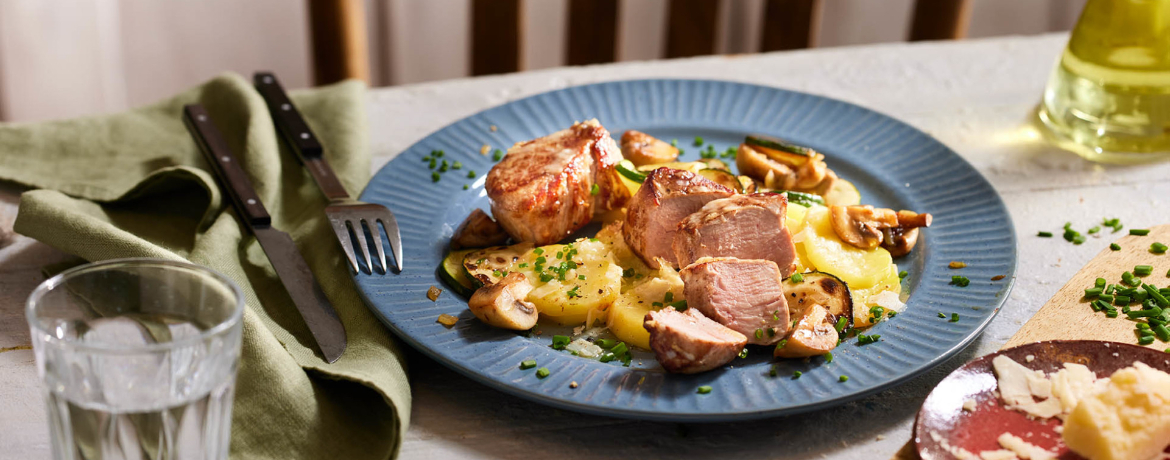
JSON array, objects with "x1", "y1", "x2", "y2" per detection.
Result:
[{"x1": 26, "y1": 259, "x2": 245, "y2": 460}]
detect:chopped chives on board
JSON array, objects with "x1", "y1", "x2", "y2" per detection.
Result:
[
  {"x1": 1111, "y1": 243, "x2": 1122, "y2": 251},
  {"x1": 1135, "y1": 265, "x2": 1154, "y2": 277},
  {"x1": 1131, "y1": 229, "x2": 1151, "y2": 236},
  {"x1": 1152, "y1": 242, "x2": 1168, "y2": 254},
  {"x1": 1037, "y1": 231, "x2": 1053, "y2": 237}
]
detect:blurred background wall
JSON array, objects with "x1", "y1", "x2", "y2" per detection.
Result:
[{"x1": 0, "y1": 0, "x2": 1085, "y2": 122}]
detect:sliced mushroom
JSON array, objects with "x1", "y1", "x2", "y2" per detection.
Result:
[
  {"x1": 830, "y1": 205, "x2": 898, "y2": 250},
  {"x1": 880, "y1": 210, "x2": 932, "y2": 257},
  {"x1": 451, "y1": 209, "x2": 510, "y2": 250},
  {"x1": 620, "y1": 130, "x2": 679, "y2": 166},
  {"x1": 792, "y1": 153, "x2": 829, "y2": 190},
  {"x1": 881, "y1": 227, "x2": 919, "y2": 258},
  {"x1": 737, "y1": 144, "x2": 797, "y2": 190},
  {"x1": 467, "y1": 272, "x2": 538, "y2": 330},
  {"x1": 774, "y1": 304, "x2": 838, "y2": 358}
]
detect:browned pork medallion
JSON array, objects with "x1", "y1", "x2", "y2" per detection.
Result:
[
  {"x1": 643, "y1": 307, "x2": 748, "y2": 374},
  {"x1": 680, "y1": 257, "x2": 791, "y2": 346},
  {"x1": 485, "y1": 119, "x2": 629, "y2": 246},
  {"x1": 623, "y1": 168, "x2": 735, "y2": 269},
  {"x1": 673, "y1": 193, "x2": 797, "y2": 277}
]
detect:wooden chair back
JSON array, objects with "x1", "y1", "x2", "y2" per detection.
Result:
[{"x1": 307, "y1": 0, "x2": 972, "y2": 84}]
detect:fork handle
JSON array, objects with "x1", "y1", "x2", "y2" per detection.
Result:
[
  {"x1": 183, "y1": 104, "x2": 273, "y2": 227},
  {"x1": 253, "y1": 72, "x2": 351, "y2": 201}
]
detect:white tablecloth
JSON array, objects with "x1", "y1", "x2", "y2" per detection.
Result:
[{"x1": 6, "y1": 32, "x2": 1170, "y2": 459}]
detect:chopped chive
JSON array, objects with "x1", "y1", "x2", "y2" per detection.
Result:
[
  {"x1": 431, "y1": 171, "x2": 441, "y2": 182},
  {"x1": 610, "y1": 342, "x2": 628, "y2": 355},
  {"x1": 834, "y1": 316, "x2": 847, "y2": 333},
  {"x1": 439, "y1": 159, "x2": 449, "y2": 172},
  {"x1": 429, "y1": 158, "x2": 437, "y2": 169},
  {"x1": 950, "y1": 313, "x2": 960, "y2": 323},
  {"x1": 938, "y1": 312, "x2": 946, "y2": 318},
  {"x1": 669, "y1": 300, "x2": 688, "y2": 311},
  {"x1": 536, "y1": 367, "x2": 550, "y2": 379},
  {"x1": 1131, "y1": 229, "x2": 1151, "y2": 236},
  {"x1": 1085, "y1": 287, "x2": 1103, "y2": 297},
  {"x1": 754, "y1": 329, "x2": 764, "y2": 339},
  {"x1": 1099, "y1": 294, "x2": 1114, "y2": 302},
  {"x1": 792, "y1": 371, "x2": 802, "y2": 379},
  {"x1": 1135, "y1": 265, "x2": 1154, "y2": 277},
  {"x1": 671, "y1": 139, "x2": 679, "y2": 147},
  {"x1": 1144, "y1": 284, "x2": 1170, "y2": 307},
  {"x1": 1111, "y1": 243, "x2": 1122, "y2": 251},
  {"x1": 492, "y1": 149, "x2": 504, "y2": 161},
  {"x1": 452, "y1": 161, "x2": 463, "y2": 170},
  {"x1": 590, "y1": 183, "x2": 600, "y2": 196},
  {"x1": 434, "y1": 150, "x2": 445, "y2": 158},
  {"x1": 1154, "y1": 324, "x2": 1170, "y2": 342},
  {"x1": 1115, "y1": 295, "x2": 1132, "y2": 305},
  {"x1": 1105, "y1": 309, "x2": 1119, "y2": 318},
  {"x1": 951, "y1": 276, "x2": 970, "y2": 287},
  {"x1": 692, "y1": 136, "x2": 704, "y2": 146},
  {"x1": 899, "y1": 270, "x2": 909, "y2": 279},
  {"x1": 1139, "y1": 336, "x2": 1156, "y2": 346},
  {"x1": 769, "y1": 365, "x2": 778, "y2": 377},
  {"x1": 1096, "y1": 277, "x2": 1107, "y2": 288},
  {"x1": 838, "y1": 375, "x2": 849, "y2": 382},
  {"x1": 1037, "y1": 231, "x2": 1053, "y2": 237},
  {"x1": 462, "y1": 184, "x2": 469, "y2": 190},
  {"x1": 551, "y1": 335, "x2": 570, "y2": 349},
  {"x1": 825, "y1": 352, "x2": 834, "y2": 363},
  {"x1": 790, "y1": 273, "x2": 804, "y2": 283},
  {"x1": 1088, "y1": 226, "x2": 1101, "y2": 234},
  {"x1": 533, "y1": 248, "x2": 544, "y2": 255},
  {"x1": 1152, "y1": 242, "x2": 1168, "y2": 254},
  {"x1": 697, "y1": 385, "x2": 712, "y2": 394},
  {"x1": 520, "y1": 359, "x2": 537, "y2": 370},
  {"x1": 467, "y1": 170, "x2": 477, "y2": 178}
]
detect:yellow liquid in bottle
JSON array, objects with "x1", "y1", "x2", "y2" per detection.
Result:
[{"x1": 1038, "y1": 0, "x2": 1170, "y2": 163}]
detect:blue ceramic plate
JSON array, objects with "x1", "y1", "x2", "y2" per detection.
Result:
[{"x1": 355, "y1": 79, "x2": 1017, "y2": 421}]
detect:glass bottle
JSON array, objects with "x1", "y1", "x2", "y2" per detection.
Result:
[{"x1": 1037, "y1": 0, "x2": 1170, "y2": 163}]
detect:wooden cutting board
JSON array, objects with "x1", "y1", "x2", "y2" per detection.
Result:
[{"x1": 892, "y1": 224, "x2": 1170, "y2": 459}]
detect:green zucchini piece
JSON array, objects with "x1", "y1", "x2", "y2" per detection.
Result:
[
  {"x1": 785, "y1": 271, "x2": 853, "y2": 331},
  {"x1": 616, "y1": 159, "x2": 647, "y2": 183},
  {"x1": 462, "y1": 243, "x2": 533, "y2": 288},
  {"x1": 823, "y1": 179, "x2": 861, "y2": 207},
  {"x1": 439, "y1": 249, "x2": 477, "y2": 297},
  {"x1": 737, "y1": 175, "x2": 758, "y2": 194},
  {"x1": 770, "y1": 190, "x2": 825, "y2": 207},
  {"x1": 697, "y1": 168, "x2": 743, "y2": 192}
]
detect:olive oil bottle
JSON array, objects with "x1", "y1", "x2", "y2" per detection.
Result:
[{"x1": 1038, "y1": 0, "x2": 1170, "y2": 163}]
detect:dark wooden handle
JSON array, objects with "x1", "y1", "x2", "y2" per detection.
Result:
[
  {"x1": 253, "y1": 72, "x2": 351, "y2": 201},
  {"x1": 183, "y1": 104, "x2": 272, "y2": 227}
]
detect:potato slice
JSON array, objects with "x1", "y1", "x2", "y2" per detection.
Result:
[
  {"x1": 851, "y1": 264, "x2": 902, "y2": 328},
  {"x1": 801, "y1": 206, "x2": 893, "y2": 289},
  {"x1": 520, "y1": 239, "x2": 622, "y2": 326},
  {"x1": 607, "y1": 295, "x2": 654, "y2": 350}
]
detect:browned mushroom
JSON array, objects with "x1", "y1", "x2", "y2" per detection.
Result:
[
  {"x1": 830, "y1": 205, "x2": 898, "y2": 250},
  {"x1": 881, "y1": 210, "x2": 932, "y2": 257},
  {"x1": 467, "y1": 272, "x2": 538, "y2": 330},
  {"x1": 451, "y1": 209, "x2": 510, "y2": 250},
  {"x1": 620, "y1": 130, "x2": 679, "y2": 166},
  {"x1": 736, "y1": 143, "x2": 836, "y2": 194},
  {"x1": 737, "y1": 144, "x2": 797, "y2": 190},
  {"x1": 774, "y1": 304, "x2": 838, "y2": 358}
]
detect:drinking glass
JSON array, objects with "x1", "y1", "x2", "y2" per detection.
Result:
[
  {"x1": 1037, "y1": 0, "x2": 1170, "y2": 164},
  {"x1": 26, "y1": 259, "x2": 245, "y2": 460}
]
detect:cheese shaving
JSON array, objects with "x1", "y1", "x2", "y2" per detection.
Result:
[
  {"x1": 992, "y1": 355, "x2": 1105, "y2": 420},
  {"x1": 979, "y1": 450, "x2": 1018, "y2": 460},
  {"x1": 997, "y1": 433, "x2": 1055, "y2": 460}
]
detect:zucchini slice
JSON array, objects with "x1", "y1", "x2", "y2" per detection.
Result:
[
  {"x1": 462, "y1": 243, "x2": 533, "y2": 288},
  {"x1": 697, "y1": 158, "x2": 731, "y2": 171},
  {"x1": 770, "y1": 190, "x2": 825, "y2": 207},
  {"x1": 616, "y1": 159, "x2": 647, "y2": 183},
  {"x1": 785, "y1": 271, "x2": 853, "y2": 331},
  {"x1": 745, "y1": 135, "x2": 814, "y2": 166},
  {"x1": 697, "y1": 168, "x2": 743, "y2": 192},
  {"x1": 439, "y1": 249, "x2": 477, "y2": 297},
  {"x1": 823, "y1": 179, "x2": 861, "y2": 207}
]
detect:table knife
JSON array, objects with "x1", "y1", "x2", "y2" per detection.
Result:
[{"x1": 183, "y1": 104, "x2": 347, "y2": 363}]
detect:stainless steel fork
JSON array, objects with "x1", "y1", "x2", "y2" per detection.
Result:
[{"x1": 254, "y1": 72, "x2": 402, "y2": 274}]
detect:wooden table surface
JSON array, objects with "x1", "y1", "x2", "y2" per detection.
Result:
[{"x1": 6, "y1": 33, "x2": 1170, "y2": 459}]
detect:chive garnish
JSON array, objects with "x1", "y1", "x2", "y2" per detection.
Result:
[
  {"x1": 1111, "y1": 243, "x2": 1122, "y2": 251},
  {"x1": 551, "y1": 335, "x2": 570, "y2": 350},
  {"x1": 431, "y1": 172, "x2": 441, "y2": 182},
  {"x1": 492, "y1": 149, "x2": 504, "y2": 161},
  {"x1": 790, "y1": 273, "x2": 804, "y2": 283},
  {"x1": 1131, "y1": 229, "x2": 1151, "y2": 236},
  {"x1": 697, "y1": 386, "x2": 712, "y2": 394},
  {"x1": 520, "y1": 359, "x2": 537, "y2": 370},
  {"x1": 899, "y1": 270, "x2": 909, "y2": 279},
  {"x1": 1139, "y1": 336, "x2": 1155, "y2": 345},
  {"x1": 452, "y1": 161, "x2": 463, "y2": 170},
  {"x1": 950, "y1": 313, "x2": 960, "y2": 322},
  {"x1": 951, "y1": 276, "x2": 970, "y2": 287},
  {"x1": 1085, "y1": 288, "x2": 1103, "y2": 298},
  {"x1": 692, "y1": 137, "x2": 704, "y2": 146},
  {"x1": 467, "y1": 170, "x2": 477, "y2": 178},
  {"x1": 838, "y1": 375, "x2": 849, "y2": 382},
  {"x1": 938, "y1": 312, "x2": 946, "y2": 318},
  {"x1": 1037, "y1": 231, "x2": 1053, "y2": 237},
  {"x1": 1135, "y1": 265, "x2": 1154, "y2": 277},
  {"x1": 590, "y1": 183, "x2": 600, "y2": 196},
  {"x1": 792, "y1": 371, "x2": 802, "y2": 379},
  {"x1": 825, "y1": 352, "x2": 834, "y2": 363},
  {"x1": 462, "y1": 184, "x2": 469, "y2": 190},
  {"x1": 1095, "y1": 278, "x2": 1107, "y2": 288},
  {"x1": 536, "y1": 367, "x2": 550, "y2": 379},
  {"x1": 1152, "y1": 242, "x2": 1168, "y2": 254}
]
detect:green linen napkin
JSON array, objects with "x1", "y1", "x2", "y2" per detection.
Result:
[{"x1": 1, "y1": 73, "x2": 410, "y2": 459}]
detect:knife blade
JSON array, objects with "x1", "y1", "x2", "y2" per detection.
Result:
[{"x1": 182, "y1": 104, "x2": 347, "y2": 363}]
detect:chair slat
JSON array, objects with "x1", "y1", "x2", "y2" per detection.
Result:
[
  {"x1": 471, "y1": 0, "x2": 524, "y2": 76},
  {"x1": 307, "y1": 0, "x2": 371, "y2": 85},
  {"x1": 666, "y1": 0, "x2": 721, "y2": 58},
  {"x1": 567, "y1": 0, "x2": 619, "y2": 65},
  {"x1": 759, "y1": 0, "x2": 822, "y2": 51},
  {"x1": 908, "y1": 0, "x2": 972, "y2": 41}
]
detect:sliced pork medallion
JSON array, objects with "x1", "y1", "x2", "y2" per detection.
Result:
[
  {"x1": 623, "y1": 168, "x2": 734, "y2": 268},
  {"x1": 680, "y1": 257, "x2": 790, "y2": 345},
  {"x1": 485, "y1": 119, "x2": 629, "y2": 245},
  {"x1": 672, "y1": 193, "x2": 797, "y2": 277},
  {"x1": 643, "y1": 307, "x2": 747, "y2": 374}
]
